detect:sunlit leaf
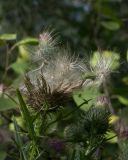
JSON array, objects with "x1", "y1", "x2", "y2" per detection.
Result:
[
  {"x1": 109, "y1": 115, "x2": 119, "y2": 124},
  {"x1": 0, "y1": 34, "x2": 16, "y2": 40},
  {"x1": 19, "y1": 45, "x2": 29, "y2": 60},
  {"x1": 106, "y1": 131, "x2": 117, "y2": 144},
  {"x1": 101, "y1": 21, "x2": 120, "y2": 30},
  {"x1": 73, "y1": 87, "x2": 99, "y2": 111},
  {"x1": 15, "y1": 37, "x2": 38, "y2": 46},
  {"x1": 117, "y1": 96, "x2": 128, "y2": 106}
]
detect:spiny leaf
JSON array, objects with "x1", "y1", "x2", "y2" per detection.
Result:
[
  {"x1": 16, "y1": 89, "x2": 36, "y2": 141},
  {"x1": 0, "y1": 34, "x2": 16, "y2": 40},
  {"x1": 13, "y1": 116, "x2": 27, "y2": 160}
]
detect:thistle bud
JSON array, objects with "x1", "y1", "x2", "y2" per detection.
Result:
[
  {"x1": 0, "y1": 84, "x2": 4, "y2": 94},
  {"x1": 47, "y1": 138, "x2": 65, "y2": 152},
  {"x1": 39, "y1": 32, "x2": 51, "y2": 46},
  {"x1": 96, "y1": 95, "x2": 110, "y2": 107},
  {"x1": 90, "y1": 52, "x2": 115, "y2": 86},
  {"x1": 39, "y1": 31, "x2": 57, "y2": 52},
  {"x1": 115, "y1": 119, "x2": 128, "y2": 139}
]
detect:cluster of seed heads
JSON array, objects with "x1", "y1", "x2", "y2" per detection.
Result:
[{"x1": 23, "y1": 31, "x2": 114, "y2": 110}]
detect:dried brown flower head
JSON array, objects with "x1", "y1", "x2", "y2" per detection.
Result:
[
  {"x1": 24, "y1": 74, "x2": 83, "y2": 111},
  {"x1": 24, "y1": 48, "x2": 86, "y2": 111}
]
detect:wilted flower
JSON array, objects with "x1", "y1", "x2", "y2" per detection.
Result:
[{"x1": 24, "y1": 74, "x2": 78, "y2": 111}]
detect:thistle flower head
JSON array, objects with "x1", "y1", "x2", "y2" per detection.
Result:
[
  {"x1": 24, "y1": 38, "x2": 87, "y2": 110},
  {"x1": 23, "y1": 32, "x2": 116, "y2": 111},
  {"x1": 41, "y1": 50, "x2": 87, "y2": 90},
  {"x1": 39, "y1": 31, "x2": 57, "y2": 52},
  {"x1": 24, "y1": 74, "x2": 78, "y2": 111},
  {"x1": 31, "y1": 30, "x2": 58, "y2": 65},
  {"x1": 90, "y1": 52, "x2": 115, "y2": 85}
]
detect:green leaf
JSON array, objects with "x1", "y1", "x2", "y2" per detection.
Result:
[
  {"x1": 16, "y1": 89, "x2": 36, "y2": 141},
  {"x1": 19, "y1": 45, "x2": 30, "y2": 59},
  {"x1": 109, "y1": 115, "x2": 119, "y2": 124},
  {"x1": 122, "y1": 77, "x2": 128, "y2": 85},
  {"x1": 101, "y1": 21, "x2": 120, "y2": 30},
  {"x1": 100, "y1": 5, "x2": 117, "y2": 19},
  {"x1": 117, "y1": 96, "x2": 128, "y2": 106},
  {"x1": 15, "y1": 37, "x2": 38, "y2": 46},
  {"x1": 13, "y1": 116, "x2": 27, "y2": 160},
  {"x1": 0, "y1": 151, "x2": 6, "y2": 160},
  {"x1": 0, "y1": 97, "x2": 17, "y2": 111},
  {"x1": 73, "y1": 87, "x2": 99, "y2": 111},
  {"x1": 105, "y1": 131, "x2": 117, "y2": 144},
  {"x1": 11, "y1": 75, "x2": 24, "y2": 88},
  {"x1": 0, "y1": 34, "x2": 16, "y2": 40},
  {"x1": 11, "y1": 58, "x2": 28, "y2": 75}
]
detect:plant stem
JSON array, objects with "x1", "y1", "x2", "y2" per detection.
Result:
[
  {"x1": 103, "y1": 79, "x2": 115, "y2": 114},
  {"x1": 2, "y1": 42, "x2": 18, "y2": 81},
  {"x1": 45, "y1": 100, "x2": 91, "y2": 131},
  {"x1": 2, "y1": 44, "x2": 9, "y2": 81}
]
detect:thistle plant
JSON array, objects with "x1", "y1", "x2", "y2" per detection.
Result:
[{"x1": 13, "y1": 31, "x2": 117, "y2": 160}]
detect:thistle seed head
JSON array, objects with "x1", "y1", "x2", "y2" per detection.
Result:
[
  {"x1": 24, "y1": 75, "x2": 71, "y2": 111},
  {"x1": 24, "y1": 46, "x2": 87, "y2": 111},
  {"x1": 31, "y1": 31, "x2": 58, "y2": 67},
  {"x1": 90, "y1": 52, "x2": 115, "y2": 86},
  {"x1": 23, "y1": 32, "x2": 115, "y2": 111},
  {"x1": 39, "y1": 31, "x2": 57, "y2": 52}
]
